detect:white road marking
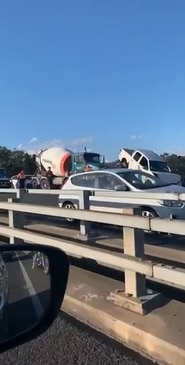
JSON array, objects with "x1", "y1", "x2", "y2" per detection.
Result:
[{"x1": 16, "y1": 253, "x2": 44, "y2": 319}]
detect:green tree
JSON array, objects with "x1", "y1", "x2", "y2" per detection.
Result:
[
  {"x1": 164, "y1": 154, "x2": 185, "y2": 176},
  {"x1": 0, "y1": 147, "x2": 36, "y2": 177}
]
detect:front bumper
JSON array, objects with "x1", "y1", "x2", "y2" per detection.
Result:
[{"x1": 154, "y1": 205, "x2": 185, "y2": 220}]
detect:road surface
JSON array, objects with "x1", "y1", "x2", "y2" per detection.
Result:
[{"x1": 0, "y1": 314, "x2": 153, "y2": 365}]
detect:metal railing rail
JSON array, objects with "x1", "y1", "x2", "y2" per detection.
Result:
[
  {"x1": 1, "y1": 188, "x2": 185, "y2": 201},
  {"x1": 0, "y1": 199, "x2": 185, "y2": 235},
  {"x1": 1, "y1": 223, "x2": 185, "y2": 291}
]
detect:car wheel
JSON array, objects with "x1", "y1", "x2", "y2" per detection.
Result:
[
  {"x1": 141, "y1": 208, "x2": 157, "y2": 234},
  {"x1": 63, "y1": 202, "x2": 76, "y2": 222}
]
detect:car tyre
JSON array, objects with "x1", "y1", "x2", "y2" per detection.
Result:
[
  {"x1": 63, "y1": 202, "x2": 76, "y2": 222},
  {"x1": 141, "y1": 208, "x2": 158, "y2": 234}
]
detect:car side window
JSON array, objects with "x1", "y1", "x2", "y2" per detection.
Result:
[
  {"x1": 133, "y1": 152, "x2": 142, "y2": 161},
  {"x1": 140, "y1": 157, "x2": 148, "y2": 170},
  {"x1": 71, "y1": 174, "x2": 98, "y2": 188},
  {"x1": 98, "y1": 173, "x2": 124, "y2": 190}
]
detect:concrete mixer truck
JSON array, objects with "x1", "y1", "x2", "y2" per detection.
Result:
[{"x1": 31, "y1": 147, "x2": 105, "y2": 189}]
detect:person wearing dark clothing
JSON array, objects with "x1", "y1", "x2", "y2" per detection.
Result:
[
  {"x1": 46, "y1": 167, "x2": 54, "y2": 189},
  {"x1": 17, "y1": 170, "x2": 26, "y2": 189}
]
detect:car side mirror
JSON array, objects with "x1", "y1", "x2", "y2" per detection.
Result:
[
  {"x1": 0, "y1": 244, "x2": 69, "y2": 353},
  {"x1": 115, "y1": 184, "x2": 128, "y2": 191}
]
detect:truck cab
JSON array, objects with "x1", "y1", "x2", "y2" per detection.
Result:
[
  {"x1": 72, "y1": 152, "x2": 105, "y2": 173},
  {"x1": 119, "y1": 148, "x2": 181, "y2": 185},
  {"x1": 130, "y1": 150, "x2": 171, "y2": 172}
]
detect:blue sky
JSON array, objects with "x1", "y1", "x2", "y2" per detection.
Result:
[{"x1": 0, "y1": 1, "x2": 185, "y2": 160}]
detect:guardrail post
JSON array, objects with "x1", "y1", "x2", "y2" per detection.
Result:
[
  {"x1": 8, "y1": 195, "x2": 26, "y2": 244},
  {"x1": 16, "y1": 188, "x2": 27, "y2": 199},
  {"x1": 77, "y1": 190, "x2": 95, "y2": 241},
  {"x1": 107, "y1": 208, "x2": 161, "y2": 315}
]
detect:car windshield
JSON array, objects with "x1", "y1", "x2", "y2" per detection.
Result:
[
  {"x1": 149, "y1": 160, "x2": 170, "y2": 172},
  {"x1": 84, "y1": 153, "x2": 100, "y2": 164},
  {"x1": 116, "y1": 170, "x2": 170, "y2": 190}
]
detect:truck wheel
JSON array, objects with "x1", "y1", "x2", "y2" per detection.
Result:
[
  {"x1": 63, "y1": 202, "x2": 76, "y2": 222},
  {"x1": 141, "y1": 208, "x2": 157, "y2": 234},
  {"x1": 40, "y1": 178, "x2": 50, "y2": 189},
  {"x1": 31, "y1": 178, "x2": 39, "y2": 189}
]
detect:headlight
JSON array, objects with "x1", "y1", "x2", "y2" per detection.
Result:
[{"x1": 158, "y1": 200, "x2": 183, "y2": 207}]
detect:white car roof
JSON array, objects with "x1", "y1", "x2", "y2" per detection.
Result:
[{"x1": 68, "y1": 168, "x2": 151, "y2": 178}]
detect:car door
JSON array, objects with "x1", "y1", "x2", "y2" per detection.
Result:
[
  {"x1": 97, "y1": 172, "x2": 127, "y2": 190},
  {"x1": 131, "y1": 151, "x2": 142, "y2": 169},
  {"x1": 139, "y1": 156, "x2": 149, "y2": 171},
  {"x1": 90, "y1": 172, "x2": 130, "y2": 213}
]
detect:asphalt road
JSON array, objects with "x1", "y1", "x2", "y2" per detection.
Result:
[
  {"x1": 1, "y1": 251, "x2": 50, "y2": 341},
  {"x1": 0, "y1": 313, "x2": 154, "y2": 365}
]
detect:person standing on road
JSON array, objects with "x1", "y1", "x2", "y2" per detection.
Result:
[
  {"x1": 84, "y1": 165, "x2": 92, "y2": 172},
  {"x1": 17, "y1": 170, "x2": 26, "y2": 189},
  {"x1": 46, "y1": 166, "x2": 54, "y2": 189}
]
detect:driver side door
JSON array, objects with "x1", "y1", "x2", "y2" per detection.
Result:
[{"x1": 97, "y1": 173, "x2": 129, "y2": 191}]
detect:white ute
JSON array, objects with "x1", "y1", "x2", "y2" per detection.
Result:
[{"x1": 119, "y1": 148, "x2": 181, "y2": 185}]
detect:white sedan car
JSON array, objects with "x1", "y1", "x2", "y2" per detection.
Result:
[{"x1": 58, "y1": 168, "x2": 185, "y2": 220}]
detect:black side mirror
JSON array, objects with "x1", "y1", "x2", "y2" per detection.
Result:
[{"x1": 0, "y1": 244, "x2": 69, "y2": 353}]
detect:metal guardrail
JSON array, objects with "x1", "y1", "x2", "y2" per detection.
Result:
[
  {"x1": 1, "y1": 200, "x2": 185, "y2": 234},
  {"x1": 1, "y1": 187, "x2": 185, "y2": 200},
  {"x1": 0, "y1": 189, "x2": 184, "y2": 315}
]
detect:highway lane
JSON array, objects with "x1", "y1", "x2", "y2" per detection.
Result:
[
  {"x1": 1, "y1": 251, "x2": 50, "y2": 341},
  {"x1": 0, "y1": 313, "x2": 154, "y2": 365}
]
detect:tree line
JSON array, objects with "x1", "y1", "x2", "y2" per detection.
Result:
[
  {"x1": 0, "y1": 146, "x2": 185, "y2": 179},
  {"x1": 0, "y1": 147, "x2": 36, "y2": 177}
]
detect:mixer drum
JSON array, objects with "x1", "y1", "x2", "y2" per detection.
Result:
[{"x1": 40, "y1": 147, "x2": 72, "y2": 176}]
